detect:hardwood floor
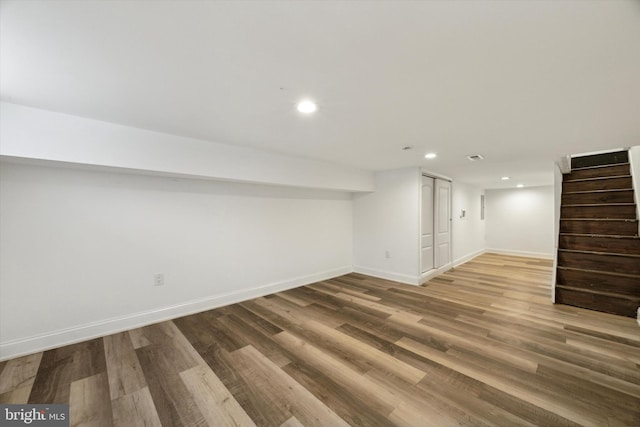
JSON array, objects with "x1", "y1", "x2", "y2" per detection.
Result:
[{"x1": 1, "y1": 253, "x2": 639, "y2": 426}]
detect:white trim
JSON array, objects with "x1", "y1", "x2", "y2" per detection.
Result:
[
  {"x1": 0, "y1": 265, "x2": 352, "y2": 361},
  {"x1": 558, "y1": 156, "x2": 571, "y2": 174},
  {"x1": 551, "y1": 162, "x2": 564, "y2": 303},
  {"x1": 627, "y1": 146, "x2": 640, "y2": 236},
  {"x1": 352, "y1": 265, "x2": 420, "y2": 286},
  {"x1": 420, "y1": 168, "x2": 453, "y2": 182},
  {"x1": 417, "y1": 169, "x2": 425, "y2": 288},
  {"x1": 453, "y1": 249, "x2": 486, "y2": 268},
  {"x1": 485, "y1": 248, "x2": 554, "y2": 259}
]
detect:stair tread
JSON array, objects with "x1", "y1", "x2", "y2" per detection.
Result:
[
  {"x1": 557, "y1": 265, "x2": 640, "y2": 279},
  {"x1": 561, "y1": 203, "x2": 636, "y2": 207},
  {"x1": 562, "y1": 192, "x2": 635, "y2": 204},
  {"x1": 558, "y1": 248, "x2": 640, "y2": 258},
  {"x1": 563, "y1": 188, "x2": 633, "y2": 195},
  {"x1": 565, "y1": 164, "x2": 631, "y2": 178},
  {"x1": 560, "y1": 217, "x2": 638, "y2": 221},
  {"x1": 560, "y1": 216, "x2": 638, "y2": 221},
  {"x1": 555, "y1": 284, "x2": 640, "y2": 300},
  {"x1": 570, "y1": 162, "x2": 629, "y2": 172},
  {"x1": 559, "y1": 233, "x2": 640, "y2": 239},
  {"x1": 562, "y1": 175, "x2": 631, "y2": 183},
  {"x1": 561, "y1": 218, "x2": 638, "y2": 222}
]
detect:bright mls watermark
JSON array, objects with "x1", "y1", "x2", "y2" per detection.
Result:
[{"x1": 1, "y1": 405, "x2": 68, "y2": 426}]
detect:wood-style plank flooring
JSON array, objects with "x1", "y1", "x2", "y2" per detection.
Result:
[{"x1": 1, "y1": 253, "x2": 639, "y2": 426}]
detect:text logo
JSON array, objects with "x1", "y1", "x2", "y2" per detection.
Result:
[{"x1": 1, "y1": 405, "x2": 68, "y2": 426}]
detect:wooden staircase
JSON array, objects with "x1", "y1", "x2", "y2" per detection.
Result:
[{"x1": 555, "y1": 150, "x2": 640, "y2": 318}]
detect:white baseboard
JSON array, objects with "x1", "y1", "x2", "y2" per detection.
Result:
[
  {"x1": 485, "y1": 248, "x2": 554, "y2": 259},
  {"x1": 352, "y1": 265, "x2": 420, "y2": 286},
  {"x1": 453, "y1": 249, "x2": 486, "y2": 267},
  {"x1": 354, "y1": 250, "x2": 488, "y2": 287},
  {"x1": 0, "y1": 265, "x2": 352, "y2": 361}
]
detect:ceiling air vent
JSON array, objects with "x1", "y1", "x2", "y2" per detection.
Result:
[{"x1": 467, "y1": 154, "x2": 485, "y2": 161}]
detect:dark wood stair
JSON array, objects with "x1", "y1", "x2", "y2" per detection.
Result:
[
  {"x1": 555, "y1": 150, "x2": 640, "y2": 318},
  {"x1": 559, "y1": 234, "x2": 640, "y2": 254},
  {"x1": 561, "y1": 189, "x2": 635, "y2": 205},
  {"x1": 559, "y1": 219, "x2": 638, "y2": 235},
  {"x1": 557, "y1": 267, "x2": 639, "y2": 294},
  {"x1": 560, "y1": 204, "x2": 636, "y2": 219},
  {"x1": 562, "y1": 176, "x2": 632, "y2": 192},
  {"x1": 562, "y1": 189, "x2": 635, "y2": 205},
  {"x1": 570, "y1": 150, "x2": 629, "y2": 168},
  {"x1": 563, "y1": 163, "x2": 630, "y2": 180},
  {"x1": 557, "y1": 250, "x2": 640, "y2": 275}
]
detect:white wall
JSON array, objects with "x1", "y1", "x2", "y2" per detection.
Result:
[
  {"x1": 0, "y1": 102, "x2": 374, "y2": 192},
  {"x1": 485, "y1": 185, "x2": 555, "y2": 258},
  {"x1": 352, "y1": 168, "x2": 421, "y2": 284},
  {"x1": 0, "y1": 101, "x2": 565, "y2": 358},
  {"x1": 451, "y1": 181, "x2": 486, "y2": 266},
  {"x1": 0, "y1": 161, "x2": 353, "y2": 359},
  {"x1": 551, "y1": 163, "x2": 564, "y2": 302},
  {"x1": 352, "y1": 169, "x2": 487, "y2": 284}
]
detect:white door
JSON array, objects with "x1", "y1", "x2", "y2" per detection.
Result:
[
  {"x1": 421, "y1": 176, "x2": 434, "y2": 273},
  {"x1": 434, "y1": 179, "x2": 451, "y2": 269}
]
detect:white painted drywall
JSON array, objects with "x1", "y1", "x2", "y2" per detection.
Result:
[
  {"x1": 352, "y1": 168, "x2": 421, "y2": 284},
  {"x1": 0, "y1": 161, "x2": 353, "y2": 359},
  {"x1": 0, "y1": 102, "x2": 374, "y2": 192},
  {"x1": 485, "y1": 185, "x2": 555, "y2": 258},
  {"x1": 451, "y1": 181, "x2": 486, "y2": 266},
  {"x1": 352, "y1": 169, "x2": 486, "y2": 284}
]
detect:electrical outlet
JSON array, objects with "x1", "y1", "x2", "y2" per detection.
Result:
[{"x1": 154, "y1": 273, "x2": 165, "y2": 286}]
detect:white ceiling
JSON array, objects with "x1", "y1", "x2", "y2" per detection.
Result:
[{"x1": 1, "y1": 0, "x2": 639, "y2": 189}]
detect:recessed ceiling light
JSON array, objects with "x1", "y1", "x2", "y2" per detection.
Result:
[
  {"x1": 296, "y1": 99, "x2": 317, "y2": 114},
  {"x1": 517, "y1": 184, "x2": 524, "y2": 188},
  {"x1": 501, "y1": 176, "x2": 510, "y2": 181},
  {"x1": 425, "y1": 153, "x2": 437, "y2": 159}
]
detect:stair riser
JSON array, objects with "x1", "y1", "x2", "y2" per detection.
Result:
[
  {"x1": 560, "y1": 205, "x2": 636, "y2": 219},
  {"x1": 571, "y1": 151, "x2": 629, "y2": 169},
  {"x1": 555, "y1": 287, "x2": 638, "y2": 318},
  {"x1": 562, "y1": 176, "x2": 632, "y2": 193},
  {"x1": 556, "y1": 268, "x2": 640, "y2": 296},
  {"x1": 557, "y1": 251, "x2": 640, "y2": 275},
  {"x1": 560, "y1": 220, "x2": 638, "y2": 236},
  {"x1": 559, "y1": 235, "x2": 640, "y2": 254},
  {"x1": 564, "y1": 164, "x2": 630, "y2": 181},
  {"x1": 561, "y1": 190, "x2": 634, "y2": 205}
]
